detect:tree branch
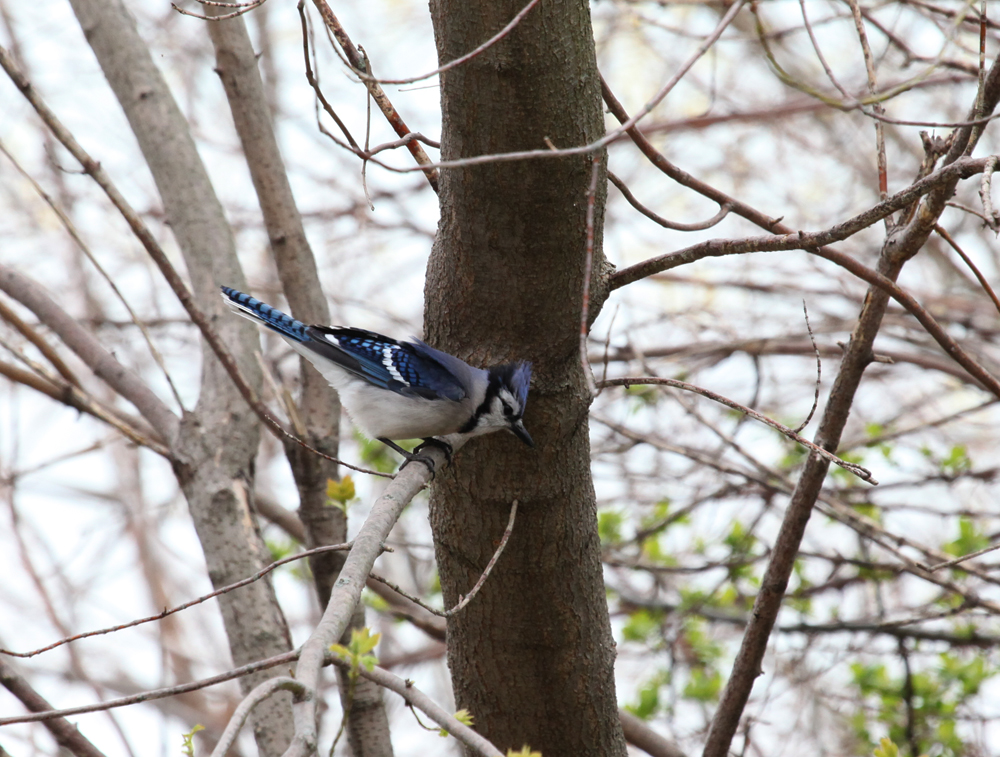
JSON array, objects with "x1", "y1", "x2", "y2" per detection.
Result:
[
  {"x1": 282, "y1": 440, "x2": 455, "y2": 757},
  {"x1": 0, "y1": 265, "x2": 178, "y2": 444},
  {"x1": 210, "y1": 678, "x2": 309, "y2": 757},
  {"x1": 599, "y1": 377, "x2": 876, "y2": 483},
  {"x1": 0, "y1": 657, "x2": 109, "y2": 757},
  {"x1": 0, "y1": 358, "x2": 169, "y2": 455},
  {"x1": 309, "y1": 0, "x2": 440, "y2": 191}
]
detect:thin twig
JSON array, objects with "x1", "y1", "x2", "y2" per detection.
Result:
[
  {"x1": 0, "y1": 357, "x2": 169, "y2": 455},
  {"x1": 0, "y1": 263, "x2": 179, "y2": 444},
  {"x1": 347, "y1": 658, "x2": 503, "y2": 757},
  {"x1": 792, "y1": 301, "x2": 821, "y2": 433},
  {"x1": 0, "y1": 652, "x2": 300, "y2": 726},
  {"x1": 0, "y1": 543, "x2": 353, "y2": 658},
  {"x1": 191, "y1": 0, "x2": 266, "y2": 7},
  {"x1": 928, "y1": 541, "x2": 1000, "y2": 571},
  {"x1": 608, "y1": 171, "x2": 730, "y2": 231},
  {"x1": 798, "y1": 0, "x2": 851, "y2": 99},
  {"x1": 946, "y1": 200, "x2": 993, "y2": 223},
  {"x1": 304, "y1": 0, "x2": 744, "y2": 181},
  {"x1": 604, "y1": 157, "x2": 1000, "y2": 399},
  {"x1": 599, "y1": 376, "x2": 877, "y2": 483},
  {"x1": 0, "y1": 138, "x2": 185, "y2": 410},
  {"x1": 361, "y1": 46, "x2": 375, "y2": 211},
  {"x1": 0, "y1": 296, "x2": 80, "y2": 388},
  {"x1": 0, "y1": 658, "x2": 109, "y2": 757},
  {"x1": 846, "y1": 0, "x2": 889, "y2": 204},
  {"x1": 0, "y1": 648, "x2": 504, "y2": 756},
  {"x1": 310, "y1": 0, "x2": 439, "y2": 191},
  {"x1": 581, "y1": 155, "x2": 602, "y2": 399},
  {"x1": 934, "y1": 224, "x2": 1000, "y2": 317},
  {"x1": 368, "y1": 499, "x2": 520, "y2": 618},
  {"x1": 360, "y1": 0, "x2": 541, "y2": 86},
  {"x1": 446, "y1": 500, "x2": 519, "y2": 616},
  {"x1": 297, "y1": 0, "x2": 359, "y2": 150},
  {"x1": 171, "y1": 0, "x2": 266, "y2": 22}
]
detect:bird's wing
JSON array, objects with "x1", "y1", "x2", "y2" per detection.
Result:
[{"x1": 307, "y1": 327, "x2": 469, "y2": 402}]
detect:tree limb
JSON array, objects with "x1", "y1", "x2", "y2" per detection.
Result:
[
  {"x1": 282, "y1": 440, "x2": 455, "y2": 757},
  {"x1": 0, "y1": 657, "x2": 109, "y2": 757},
  {"x1": 0, "y1": 265, "x2": 178, "y2": 444}
]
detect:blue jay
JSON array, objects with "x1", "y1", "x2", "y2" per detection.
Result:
[{"x1": 221, "y1": 287, "x2": 533, "y2": 470}]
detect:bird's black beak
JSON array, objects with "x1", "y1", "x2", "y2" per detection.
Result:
[{"x1": 510, "y1": 419, "x2": 534, "y2": 448}]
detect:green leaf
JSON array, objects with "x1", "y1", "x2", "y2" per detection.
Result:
[
  {"x1": 330, "y1": 628, "x2": 381, "y2": 681},
  {"x1": 940, "y1": 444, "x2": 972, "y2": 475},
  {"x1": 326, "y1": 475, "x2": 356, "y2": 505},
  {"x1": 266, "y1": 538, "x2": 297, "y2": 562},
  {"x1": 597, "y1": 509, "x2": 624, "y2": 544},
  {"x1": 622, "y1": 608, "x2": 662, "y2": 643},
  {"x1": 180, "y1": 724, "x2": 204, "y2": 757},
  {"x1": 873, "y1": 737, "x2": 899, "y2": 757},
  {"x1": 506, "y1": 747, "x2": 543, "y2": 757},
  {"x1": 683, "y1": 667, "x2": 722, "y2": 702},
  {"x1": 945, "y1": 516, "x2": 989, "y2": 558},
  {"x1": 439, "y1": 708, "x2": 474, "y2": 737}
]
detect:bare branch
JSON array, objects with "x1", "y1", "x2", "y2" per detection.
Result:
[
  {"x1": 0, "y1": 658, "x2": 109, "y2": 757},
  {"x1": 846, "y1": 0, "x2": 889, "y2": 202},
  {"x1": 368, "y1": 499, "x2": 519, "y2": 618},
  {"x1": 928, "y1": 541, "x2": 1000, "y2": 571},
  {"x1": 610, "y1": 156, "x2": 991, "y2": 290},
  {"x1": 305, "y1": 0, "x2": 745, "y2": 180},
  {"x1": 309, "y1": 0, "x2": 439, "y2": 191},
  {"x1": 211, "y1": 678, "x2": 309, "y2": 757},
  {"x1": 0, "y1": 264, "x2": 178, "y2": 444},
  {"x1": 980, "y1": 154, "x2": 999, "y2": 229},
  {"x1": 792, "y1": 302, "x2": 821, "y2": 434},
  {"x1": 0, "y1": 295, "x2": 80, "y2": 388},
  {"x1": 0, "y1": 652, "x2": 300, "y2": 727},
  {"x1": 283, "y1": 440, "x2": 455, "y2": 757},
  {"x1": 0, "y1": 138, "x2": 184, "y2": 410},
  {"x1": 607, "y1": 159, "x2": 1000, "y2": 400},
  {"x1": 360, "y1": 0, "x2": 540, "y2": 86},
  {"x1": 599, "y1": 377, "x2": 876, "y2": 483},
  {"x1": 934, "y1": 223, "x2": 1000, "y2": 317},
  {"x1": 0, "y1": 358, "x2": 169, "y2": 455},
  {"x1": 608, "y1": 171, "x2": 731, "y2": 231},
  {"x1": 601, "y1": 74, "x2": 787, "y2": 235},
  {"x1": 171, "y1": 0, "x2": 266, "y2": 22},
  {"x1": 0, "y1": 543, "x2": 353, "y2": 659},
  {"x1": 619, "y1": 710, "x2": 687, "y2": 757},
  {"x1": 340, "y1": 658, "x2": 503, "y2": 757}
]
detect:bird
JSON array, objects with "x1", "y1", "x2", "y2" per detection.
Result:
[{"x1": 220, "y1": 286, "x2": 533, "y2": 472}]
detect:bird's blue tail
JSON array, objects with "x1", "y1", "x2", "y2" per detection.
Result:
[{"x1": 220, "y1": 286, "x2": 309, "y2": 342}]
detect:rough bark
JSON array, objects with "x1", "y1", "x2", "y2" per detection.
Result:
[
  {"x1": 425, "y1": 2, "x2": 625, "y2": 755},
  {"x1": 66, "y1": 1, "x2": 295, "y2": 753}
]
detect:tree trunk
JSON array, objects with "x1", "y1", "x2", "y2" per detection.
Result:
[
  {"x1": 425, "y1": 2, "x2": 625, "y2": 755},
  {"x1": 67, "y1": 1, "x2": 296, "y2": 752}
]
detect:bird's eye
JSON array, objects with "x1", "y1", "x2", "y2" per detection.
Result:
[{"x1": 501, "y1": 401, "x2": 513, "y2": 417}]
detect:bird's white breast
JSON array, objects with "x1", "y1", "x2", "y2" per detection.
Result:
[{"x1": 288, "y1": 337, "x2": 478, "y2": 440}]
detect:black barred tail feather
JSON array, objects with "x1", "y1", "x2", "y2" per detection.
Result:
[{"x1": 220, "y1": 286, "x2": 309, "y2": 342}]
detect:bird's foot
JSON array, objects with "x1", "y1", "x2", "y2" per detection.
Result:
[
  {"x1": 378, "y1": 437, "x2": 445, "y2": 478},
  {"x1": 398, "y1": 452, "x2": 437, "y2": 478},
  {"x1": 413, "y1": 437, "x2": 453, "y2": 464}
]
